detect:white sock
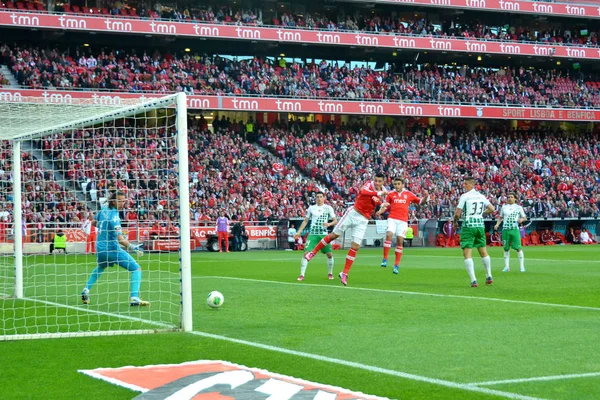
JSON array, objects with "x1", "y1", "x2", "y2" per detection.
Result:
[
  {"x1": 482, "y1": 256, "x2": 492, "y2": 279},
  {"x1": 327, "y1": 257, "x2": 334, "y2": 274},
  {"x1": 300, "y1": 258, "x2": 308, "y2": 276},
  {"x1": 465, "y1": 258, "x2": 476, "y2": 282},
  {"x1": 518, "y1": 250, "x2": 525, "y2": 271},
  {"x1": 503, "y1": 251, "x2": 510, "y2": 268}
]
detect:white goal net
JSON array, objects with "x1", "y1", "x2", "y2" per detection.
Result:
[{"x1": 0, "y1": 93, "x2": 192, "y2": 340}]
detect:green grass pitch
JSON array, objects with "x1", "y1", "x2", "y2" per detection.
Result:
[{"x1": 1, "y1": 245, "x2": 600, "y2": 399}]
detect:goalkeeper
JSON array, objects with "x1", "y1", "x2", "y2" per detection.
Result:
[{"x1": 81, "y1": 190, "x2": 149, "y2": 306}]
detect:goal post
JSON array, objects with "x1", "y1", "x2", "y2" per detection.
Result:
[{"x1": 0, "y1": 93, "x2": 192, "y2": 340}]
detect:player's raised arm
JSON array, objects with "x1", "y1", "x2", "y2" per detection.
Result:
[
  {"x1": 419, "y1": 190, "x2": 430, "y2": 204},
  {"x1": 360, "y1": 182, "x2": 387, "y2": 197}
]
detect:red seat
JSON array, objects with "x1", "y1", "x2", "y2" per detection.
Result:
[{"x1": 71, "y1": 5, "x2": 81, "y2": 13}]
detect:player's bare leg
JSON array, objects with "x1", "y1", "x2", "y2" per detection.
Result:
[
  {"x1": 381, "y1": 231, "x2": 393, "y2": 267},
  {"x1": 478, "y1": 247, "x2": 493, "y2": 285},
  {"x1": 326, "y1": 252, "x2": 334, "y2": 279},
  {"x1": 305, "y1": 233, "x2": 338, "y2": 262},
  {"x1": 393, "y1": 236, "x2": 404, "y2": 275},
  {"x1": 340, "y1": 242, "x2": 359, "y2": 286}
]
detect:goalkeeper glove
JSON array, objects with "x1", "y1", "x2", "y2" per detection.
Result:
[{"x1": 128, "y1": 243, "x2": 144, "y2": 257}]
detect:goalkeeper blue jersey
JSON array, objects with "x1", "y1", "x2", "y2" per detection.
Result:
[{"x1": 95, "y1": 206, "x2": 123, "y2": 252}]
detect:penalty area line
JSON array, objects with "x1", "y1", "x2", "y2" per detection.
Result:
[{"x1": 190, "y1": 330, "x2": 545, "y2": 400}]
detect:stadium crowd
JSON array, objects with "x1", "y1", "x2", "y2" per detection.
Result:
[
  {"x1": 0, "y1": 118, "x2": 599, "y2": 240},
  {"x1": 3, "y1": 44, "x2": 600, "y2": 108},
  {"x1": 0, "y1": 142, "x2": 90, "y2": 240},
  {"x1": 38, "y1": 117, "x2": 343, "y2": 224},
  {"x1": 257, "y1": 121, "x2": 600, "y2": 220},
  {"x1": 2, "y1": 1, "x2": 599, "y2": 48}
]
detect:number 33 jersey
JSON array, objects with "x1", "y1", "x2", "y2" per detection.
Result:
[{"x1": 457, "y1": 189, "x2": 491, "y2": 228}]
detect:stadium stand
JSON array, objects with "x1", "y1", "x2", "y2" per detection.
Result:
[
  {"x1": 0, "y1": 141, "x2": 90, "y2": 242},
  {"x1": 256, "y1": 121, "x2": 600, "y2": 220},
  {"x1": 2, "y1": 44, "x2": 600, "y2": 108},
  {"x1": 3, "y1": 1, "x2": 598, "y2": 49},
  {"x1": 26, "y1": 117, "x2": 600, "y2": 226},
  {"x1": 38, "y1": 120, "x2": 345, "y2": 223}
]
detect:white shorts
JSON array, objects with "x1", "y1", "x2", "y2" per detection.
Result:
[
  {"x1": 333, "y1": 207, "x2": 369, "y2": 244},
  {"x1": 387, "y1": 218, "x2": 408, "y2": 238}
]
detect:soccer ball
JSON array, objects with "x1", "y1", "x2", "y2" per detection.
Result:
[{"x1": 207, "y1": 291, "x2": 224, "y2": 308}]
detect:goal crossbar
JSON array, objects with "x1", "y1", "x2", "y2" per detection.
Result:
[{"x1": 0, "y1": 94, "x2": 181, "y2": 141}]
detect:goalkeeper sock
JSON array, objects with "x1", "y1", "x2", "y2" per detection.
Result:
[
  {"x1": 300, "y1": 258, "x2": 308, "y2": 276},
  {"x1": 327, "y1": 257, "x2": 334, "y2": 274},
  {"x1": 130, "y1": 268, "x2": 142, "y2": 298},
  {"x1": 85, "y1": 266, "x2": 105, "y2": 291}
]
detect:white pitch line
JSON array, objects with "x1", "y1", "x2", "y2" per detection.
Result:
[
  {"x1": 4, "y1": 296, "x2": 174, "y2": 329},
  {"x1": 470, "y1": 371, "x2": 600, "y2": 386},
  {"x1": 198, "y1": 276, "x2": 600, "y2": 312},
  {"x1": 190, "y1": 330, "x2": 544, "y2": 400}
]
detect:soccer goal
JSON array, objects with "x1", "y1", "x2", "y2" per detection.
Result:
[{"x1": 0, "y1": 93, "x2": 192, "y2": 340}]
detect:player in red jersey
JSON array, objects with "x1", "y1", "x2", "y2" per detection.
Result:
[
  {"x1": 376, "y1": 177, "x2": 429, "y2": 274},
  {"x1": 304, "y1": 173, "x2": 387, "y2": 286}
]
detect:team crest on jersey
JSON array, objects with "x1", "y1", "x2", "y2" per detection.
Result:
[{"x1": 79, "y1": 360, "x2": 387, "y2": 400}]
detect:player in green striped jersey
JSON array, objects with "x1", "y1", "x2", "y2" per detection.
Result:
[
  {"x1": 454, "y1": 177, "x2": 495, "y2": 288},
  {"x1": 295, "y1": 192, "x2": 338, "y2": 281},
  {"x1": 494, "y1": 193, "x2": 527, "y2": 272}
]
